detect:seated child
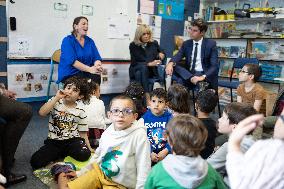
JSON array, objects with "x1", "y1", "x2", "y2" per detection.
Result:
[
  {"x1": 226, "y1": 109, "x2": 284, "y2": 189},
  {"x1": 30, "y1": 76, "x2": 92, "y2": 169},
  {"x1": 237, "y1": 63, "x2": 265, "y2": 139},
  {"x1": 207, "y1": 102, "x2": 257, "y2": 185},
  {"x1": 85, "y1": 80, "x2": 110, "y2": 149},
  {"x1": 142, "y1": 88, "x2": 172, "y2": 164},
  {"x1": 167, "y1": 84, "x2": 190, "y2": 116},
  {"x1": 57, "y1": 95, "x2": 151, "y2": 189},
  {"x1": 124, "y1": 82, "x2": 146, "y2": 119},
  {"x1": 145, "y1": 114, "x2": 227, "y2": 189},
  {"x1": 195, "y1": 89, "x2": 218, "y2": 159}
]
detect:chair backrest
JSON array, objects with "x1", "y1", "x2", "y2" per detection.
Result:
[
  {"x1": 233, "y1": 58, "x2": 259, "y2": 69},
  {"x1": 52, "y1": 49, "x2": 61, "y2": 63}
]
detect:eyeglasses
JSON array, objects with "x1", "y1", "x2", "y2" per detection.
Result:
[
  {"x1": 110, "y1": 108, "x2": 134, "y2": 116},
  {"x1": 240, "y1": 70, "x2": 250, "y2": 74}
]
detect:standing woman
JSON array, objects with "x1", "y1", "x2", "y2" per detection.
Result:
[
  {"x1": 57, "y1": 16, "x2": 103, "y2": 84},
  {"x1": 129, "y1": 24, "x2": 166, "y2": 100}
]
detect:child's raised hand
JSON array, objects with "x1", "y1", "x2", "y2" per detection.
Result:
[
  {"x1": 229, "y1": 114, "x2": 264, "y2": 152},
  {"x1": 151, "y1": 152, "x2": 159, "y2": 162},
  {"x1": 55, "y1": 89, "x2": 66, "y2": 99}
]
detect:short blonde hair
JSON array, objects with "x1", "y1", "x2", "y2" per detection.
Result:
[{"x1": 133, "y1": 24, "x2": 153, "y2": 45}]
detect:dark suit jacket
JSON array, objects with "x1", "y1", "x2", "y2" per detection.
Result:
[{"x1": 170, "y1": 38, "x2": 219, "y2": 89}]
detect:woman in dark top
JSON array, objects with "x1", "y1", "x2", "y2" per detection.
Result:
[{"x1": 129, "y1": 24, "x2": 166, "y2": 97}]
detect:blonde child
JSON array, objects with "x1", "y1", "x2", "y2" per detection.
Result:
[
  {"x1": 30, "y1": 76, "x2": 92, "y2": 169},
  {"x1": 58, "y1": 95, "x2": 151, "y2": 189},
  {"x1": 145, "y1": 114, "x2": 227, "y2": 189}
]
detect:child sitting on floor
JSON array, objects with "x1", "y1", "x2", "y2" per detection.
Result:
[
  {"x1": 237, "y1": 63, "x2": 265, "y2": 139},
  {"x1": 85, "y1": 79, "x2": 110, "y2": 149},
  {"x1": 195, "y1": 89, "x2": 218, "y2": 159},
  {"x1": 226, "y1": 108, "x2": 284, "y2": 189},
  {"x1": 30, "y1": 76, "x2": 92, "y2": 170},
  {"x1": 142, "y1": 88, "x2": 172, "y2": 165},
  {"x1": 57, "y1": 95, "x2": 151, "y2": 189},
  {"x1": 145, "y1": 114, "x2": 227, "y2": 189},
  {"x1": 207, "y1": 102, "x2": 257, "y2": 186},
  {"x1": 167, "y1": 83, "x2": 190, "y2": 116}
]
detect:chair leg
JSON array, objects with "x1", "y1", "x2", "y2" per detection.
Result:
[
  {"x1": 217, "y1": 97, "x2": 221, "y2": 117},
  {"x1": 230, "y1": 88, "x2": 233, "y2": 102},
  {"x1": 191, "y1": 89, "x2": 197, "y2": 116}
]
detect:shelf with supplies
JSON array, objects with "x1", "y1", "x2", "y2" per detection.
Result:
[{"x1": 206, "y1": 17, "x2": 284, "y2": 24}]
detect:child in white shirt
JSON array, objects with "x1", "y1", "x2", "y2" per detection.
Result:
[
  {"x1": 58, "y1": 95, "x2": 151, "y2": 189},
  {"x1": 85, "y1": 80, "x2": 110, "y2": 148}
]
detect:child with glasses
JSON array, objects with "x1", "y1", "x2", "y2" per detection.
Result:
[
  {"x1": 57, "y1": 95, "x2": 151, "y2": 189},
  {"x1": 145, "y1": 114, "x2": 226, "y2": 189},
  {"x1": 237, "y1": 63, "x2": 265, "y2": 139},
  {"x1": 142, "y1": 88, "x2": 172, "y2": 165},
  {"x1": 237, "y1": 63, "x2": 266, "y2": 113}
]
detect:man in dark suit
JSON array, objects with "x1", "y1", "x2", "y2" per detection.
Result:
[{"x1": 166, "y1": 18, "x2": 218, "y2": 90}]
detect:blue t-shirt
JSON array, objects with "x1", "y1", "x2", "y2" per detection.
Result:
[
  {"x1": 142, "y1": 109, "x2": 172, "y2": 153},
  {"x1": 57, "y1": 34, "x2": 102, "y2": 83}
]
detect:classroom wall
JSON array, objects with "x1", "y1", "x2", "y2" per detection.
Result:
[{"x1": 0, "y1": 0, "x2": 199, "y2": 90}]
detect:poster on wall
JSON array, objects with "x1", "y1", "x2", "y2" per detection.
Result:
[
  {"x1": 100, "y1": 62, "x2": 130, "y2": 94},
  {"x1": 7, "y1": 63, "x2": 58, "y2": 100},
  {"x1": 136, "y1": 13, "x2": 162, "y2": 43},
  {"x1": 7, "y1": 62, "x2": 130, "y2": 101},
  {"x1": 158, "y1": 0, "x2": 184, "y2": 21}
]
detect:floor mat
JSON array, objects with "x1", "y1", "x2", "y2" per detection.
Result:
[{"x1": 33, "y1": 155, "x2": 93, "y2": 188}]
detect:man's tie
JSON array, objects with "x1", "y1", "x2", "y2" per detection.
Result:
[{"x1": 191, "y1": 43, "x2": 198, "y2": 73}]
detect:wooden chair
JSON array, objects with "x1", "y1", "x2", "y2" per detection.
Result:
[{"x1": 46, "y1": 49, "x2": 61, "y2": 101}]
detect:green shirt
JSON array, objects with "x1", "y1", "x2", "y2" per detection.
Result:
[{"x1": 145, "y1": 162, "x2": 227, "y2": 189}]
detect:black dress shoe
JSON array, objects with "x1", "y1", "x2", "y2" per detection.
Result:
[{"x1": 4, "y1": 173, "x2": 27, "y2": 187}]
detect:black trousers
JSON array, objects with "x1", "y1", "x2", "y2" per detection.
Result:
[
  {"x1": 0, "y1": 95, "x2": 33, "y2": 176},
  {"x1": 30, "y1": 138, "x2": 91, "y2": 170}
]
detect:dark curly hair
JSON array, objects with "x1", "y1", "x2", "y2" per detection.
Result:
[
  {"x1": 124, "y1": 82, "x2": 145, "y2": 118},
  {"x1": 150, "y1": 88, "x2": 167, "y2": 101},
  {"x1": 196, "y1": 89, "x2": 218, "y2": 113},
  {"x1": 63, "y1": 76, "x2": 91, "y2": 103},
  {"x1": 87, "y1": 79, "x2": 99, "y2": 95}
]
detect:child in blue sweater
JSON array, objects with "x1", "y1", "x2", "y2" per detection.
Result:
[{"x1": 142, "y1": 88, "x2": 172, "y2": 164}]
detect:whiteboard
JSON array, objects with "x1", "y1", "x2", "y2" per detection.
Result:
[{"x1": 6, "y1": 0, "x2": 138, "y2": 59}]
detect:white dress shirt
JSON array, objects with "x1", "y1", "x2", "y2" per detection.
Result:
[{"x1": 191, "y1": 37, "x2": 203, "y2": 72}]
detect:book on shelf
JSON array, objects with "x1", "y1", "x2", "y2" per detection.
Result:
[
  {"x1": 218, "y1": 47, "x2": 230, "y2": 58},
  {"x1": 219, "y1": 60, "x2": 232, "y2": 77},
  {"x1": 229, "y1": 46, "x2": 246, "y2": 58}
]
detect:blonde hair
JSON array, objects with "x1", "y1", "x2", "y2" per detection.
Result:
[{"x1": 133, "y1": 24, "x2": 153, "y2": 45}]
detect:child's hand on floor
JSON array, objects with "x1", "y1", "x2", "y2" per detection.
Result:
[
  {"x1": 158, "y1": 149, "x2": 169, "y2": 161},
  {"x1": 151, "y1": 152, "x2": 159, "y2": 162}
]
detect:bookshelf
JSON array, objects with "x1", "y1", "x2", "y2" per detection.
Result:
[{"x1": 199, "y1": 0, "x2": 284, "y2": 85}]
